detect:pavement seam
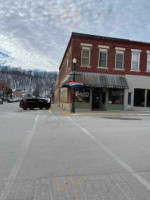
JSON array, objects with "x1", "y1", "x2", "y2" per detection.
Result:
[{"x1": 0, "y1": 115, "x2": 39, "y2": 200}]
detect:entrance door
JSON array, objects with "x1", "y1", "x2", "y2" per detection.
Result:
[{"x1": 92, "y1": 88, "x2": 100, "y2": 110}]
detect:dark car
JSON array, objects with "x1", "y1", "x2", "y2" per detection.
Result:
[{"x1": 19, "y1": 98, "x2": 51, "y2": 110}]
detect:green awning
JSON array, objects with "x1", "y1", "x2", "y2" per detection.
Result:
[{"x1": 62, "y1": 72, "x2": 128, "y2": 89}]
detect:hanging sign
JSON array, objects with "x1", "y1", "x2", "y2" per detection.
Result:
[{"x1": 68, "y1": 81, "x2": 83, "y2": 89}]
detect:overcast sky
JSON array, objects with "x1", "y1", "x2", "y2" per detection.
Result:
[{"x1": 0, "y1": 0, "x2": 150, "y2": 71}]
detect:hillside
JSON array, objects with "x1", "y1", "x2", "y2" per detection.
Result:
[{"x1": 0, "y1": 66, "x2": 58, "y2": 97}]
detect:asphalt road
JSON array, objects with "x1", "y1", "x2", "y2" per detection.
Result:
[{"x1": 0, "y1": 103, "x2": 150, "y2": 200}]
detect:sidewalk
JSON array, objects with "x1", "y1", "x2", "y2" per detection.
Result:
[{"x1": 51, "y1": 104, "x2": 150, "y2": 117}]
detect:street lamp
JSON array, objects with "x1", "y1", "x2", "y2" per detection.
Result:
[{"x1": 71, "y1": 58, "x2": 77, "y2": 113}]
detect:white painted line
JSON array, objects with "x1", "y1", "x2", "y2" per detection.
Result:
[
  {"x1": 0, "y1": 115, "x2": 39, "y2": 200},
  {"x1": 66, "y1": 116, "x2": 150, "y2": 191}
]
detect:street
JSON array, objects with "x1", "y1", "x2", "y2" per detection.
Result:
[{"x1": 0, "y1": 103, "x2": 150, "y2": 200}]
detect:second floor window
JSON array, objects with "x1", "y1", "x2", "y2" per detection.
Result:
[
  {"x1": 131, "y1": 51, "x2": 140, "y2": 71},
  {"x1": 115, "y1": 51, "x2": 124, "y2": 69},
  {"x1": 81, "y1": 47, "x2": 90, "y2": 66},
  {"x1": 99, "y1": 49, "x2": 107, "y2": 68},
  {"x1": 147, "y1": 52, "x2": 150, "y2": 71}
]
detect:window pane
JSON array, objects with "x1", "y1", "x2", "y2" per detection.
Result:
[
  {"x1": 134, "y1": 89, "x2": 145, "y2": 107},
  {"x1": 108, "y1": 89, "x2": 124, "y2": 104},
  {"x1": 82, "y1": 49, "x2": 90, "y2": 65},
  {"x1": 75, "y1": 88, "x2": 90, "y2": 103},
  {"x1": 116, "y1": 53, "x2": 123, "y2": 69},
  {"x1": 132, "y1": 61, "x2": 138, "y2": 70},
  {"x1": 147, "y1": 54, "x2": 150, "y2": 71},
  {"x1": 99, "y1": 51, "x2": 107, "y2": 67},
  {"x1": 116, "y1": 54, "x2": 123, "y2": 62},
  {"x1": 132, "y1": 52, "x2": 139, "y2": 70},
  {"x1": 116, "y1": 62, "x2": 123, "y2": 69},
  {"x1": 147, "y1": 62, "x2": 150, "y2": 71},
  {"x1": 99, "y1": 60, "x2": 106, "y2": 67},
  {"x1": 100, "y1": 52, "x2": 106, "y2": 60},
  {"x1": 147, "y1": 90, "x2": 150, "y2": 107},
  {"x1": 132, "y1": 52, "x2": 138, "y2": 61},
  {"x1": 82, "y1": 58, "x2": 89, "y2": 65},
  {"x1": 82, "y1": 50, "x2": 89, "y2": 58}
]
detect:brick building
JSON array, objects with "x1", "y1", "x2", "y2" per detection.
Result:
[{"x1": 55, "y1": 32, "x2": 150, "y2": 111}]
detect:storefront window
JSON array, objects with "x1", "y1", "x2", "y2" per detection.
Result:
[
  {"x1": 108, "y1": 89, "x2": 124, "y2": 104},
  {"x1": 75, "y1": 88, "x2": 90, "y2": 103},
  {"x1": 134, "y1": 89, "x2": 145, "y2": 107},
  {"x1": 147, "y1": 90, "x2": 150, "y2": 107}
]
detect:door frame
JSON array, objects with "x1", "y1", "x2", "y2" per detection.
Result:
[{"x1": 92, "y1": 88, "x2": 101, "y2": 110}]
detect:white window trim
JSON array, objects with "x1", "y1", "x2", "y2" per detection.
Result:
[
  {"x1": 131, "y1": 49, "x2": 142, "y2": 52},
  {"x1": 80, "y1": 43, "x2": 92, "y2": 47},
  {"x1": 98, "y1": 48, "x2": 108, "y2": 68},
  {"x1": 98, "y1": 45, "x2": 109, "y2": 49},
  {"x1": 115, "y1": 47, "x2": 126, "y2": 51},
  {"x1": 81, "y1": 47, "x2": 91, "y2": 67},
  {"x1": 131, "y1": 50, "x2": 141, "y2": 71},
  {"x1": 146, "y1": 51, "x2": 150, "y2": 72},
  {"x1": 115, "y1": 50, "x2": 124, "y2": 70}
]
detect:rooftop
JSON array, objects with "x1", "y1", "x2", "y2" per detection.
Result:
[{"x1": 72, "y1": 32, "x2": 150, "y2": 45}]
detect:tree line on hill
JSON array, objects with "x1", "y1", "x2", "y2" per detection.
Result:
[{"x1": 0, "y1": 66, "x2": 58, "y2": 99}]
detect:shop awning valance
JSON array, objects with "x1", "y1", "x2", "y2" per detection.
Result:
[{"x1": 61, "y1": 72, "x2": 129, "y2": 89}]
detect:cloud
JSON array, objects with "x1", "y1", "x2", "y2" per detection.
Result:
[{"x1": 0, "y1": 0, "x2": 150, "y2": 71}]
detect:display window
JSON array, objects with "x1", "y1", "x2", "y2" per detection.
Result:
[
  {"x1": 75, "y1": 88, "x2": 90, "y2": 103},
  {"x1": 108, "y1": 89, "x2": 124, "y2": 104}
]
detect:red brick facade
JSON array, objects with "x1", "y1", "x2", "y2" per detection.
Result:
[
  {"x1": 55, "y1": 32, "x2": 150, "y2": 110},
  {"x1": 71, "y1": 33, "x2": 150, "y2": 76}
]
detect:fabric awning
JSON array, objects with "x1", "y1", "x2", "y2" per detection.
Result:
[{"x1": 62, "y1": 72, "x2": 129, "y2": 89}]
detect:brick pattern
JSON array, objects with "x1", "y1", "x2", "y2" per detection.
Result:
[
  {"x1": 1, "y1": 173, "x2": 150, "y2": 200},
  {"x1": 72, "y1": 36, "x2": 150, "y2": 76},
  {"x1": 55, "y1": 33, "x2": 150, "y2": 104}
]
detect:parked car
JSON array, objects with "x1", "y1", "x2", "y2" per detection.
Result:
[
  {"x1": 19, "y1": 98, "x2": 51, "y2": 110},
  {"x1": 13, "y1": 98, "x2": 20, "y2": 102},
  {"x1": 7, "y1": 99, "x2": 14, "y2": 103},
  {"x1": 0, "y1": 99, "x2": 3, "y2": 104}
]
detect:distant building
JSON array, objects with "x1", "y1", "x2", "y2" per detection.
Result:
[
  {"x1": 55, "y1": 32, "x2": 150, "y2": 111},
  {"x1": 12, "y1": 90, "x2": 23, "y2": 99}
]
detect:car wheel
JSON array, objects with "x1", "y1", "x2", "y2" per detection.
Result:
[
  {"x1": 40, "y1": 107, "x2": 43, "y2": 109},
  {"x1": 46, "y1": 106, "x2": 50, "y2": 110},
  {"x1": 23, "y1": 107, "x2": 27, "y2": 110}
]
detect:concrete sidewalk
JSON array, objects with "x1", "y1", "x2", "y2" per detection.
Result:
[{"x1": 51, "y1": 104, "x2": 150, "y2": 117}]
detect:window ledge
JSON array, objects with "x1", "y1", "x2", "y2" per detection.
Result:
[
  {"x1": 97, "y1": 67, "x2": 108, "y2": 69},
  {"x1": 146, "y1": 70, "x2": 150, "y2": 73},
  {"x1": 80, "y1": 65, "x2": 91, "y2": 68},
  {"x1": 130, "y1": 70, "x2": 140, "y2": 72},
  {"x1": 114, "y1": 68, "x2": 125, "y2": 71}
]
